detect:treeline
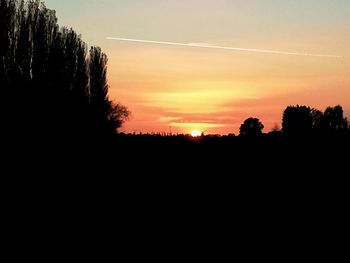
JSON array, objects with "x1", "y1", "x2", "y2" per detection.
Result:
[
  {"x1": 0, "y1": 0, "x2": 129, "y2": 143},
  {"x1": 282, "y1": 105, "x2": 348, "y2": 138},
  {"x1": 240, "y1": 105, "x2": 349, "y2": 139}
]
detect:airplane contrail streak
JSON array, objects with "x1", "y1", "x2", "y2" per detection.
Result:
[{"x1": 106, "y1": 37, "x2": 342, "y2": 58}]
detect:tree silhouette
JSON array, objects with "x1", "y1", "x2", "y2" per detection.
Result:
[
  {"x1": 282, "y1": 105, "x2": 313, "y2": 137},
  {"x1": 310, "y1": 108, "x2": 323, "y2": 129},
  {"x1": 0, "y1": 0, "x2": 17, "y2": 137},
  {"x1": 0, "y1": 0, "x2": 129, "y2": 142},
  {"x1": 88, "y1": 46, "x2": 110, "y2": 137},
  {"x1": 239, "y1": 117, "x2": 264, "y2": 136},
  {"x1": 88, "y1": 47, "x2": 129, "y2": 138},
  {"x1": 282, "y1": 105, "x2": 350, "y2": 139},
  {"x1": 320, "y1": 105, "x2": 348, "y2": 136}
]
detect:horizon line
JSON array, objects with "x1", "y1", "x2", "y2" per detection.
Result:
[{"x1": 107, "y1": 37, "x2": 342, "y2": 58}]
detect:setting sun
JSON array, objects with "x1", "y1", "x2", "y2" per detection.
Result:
[{"x1": 191, "y1": 130, "x2": 202, "y2": 137}]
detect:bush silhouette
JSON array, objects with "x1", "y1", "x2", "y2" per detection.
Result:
[
  {"x1": 239, "y1": 117, "x2": 264, "y2": 136},
  {"x1": 282, "y1": 105, "x2": 313, "y2": 137}
]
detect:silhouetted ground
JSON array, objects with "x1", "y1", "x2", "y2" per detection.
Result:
[{"x1": 1, "y1": 134, "x2": 350, "y2": 261}]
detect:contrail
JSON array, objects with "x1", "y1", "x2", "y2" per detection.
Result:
[{"x1": 107, "y1": 37, "x2": 342, "y2": 58}]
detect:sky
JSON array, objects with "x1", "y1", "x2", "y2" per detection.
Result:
[{"x1": 44, "y1": 0, "x2": 350, "y2": 135}]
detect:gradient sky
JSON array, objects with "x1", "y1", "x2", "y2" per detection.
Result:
[{"x1": 45, "y1": 0, "x2": 350, "y2": 134}]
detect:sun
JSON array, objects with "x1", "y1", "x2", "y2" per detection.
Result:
[{"x1": 191, "y1": 130, "x2": 202, "y2": 137}]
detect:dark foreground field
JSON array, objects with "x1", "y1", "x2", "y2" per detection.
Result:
[{"x1": 1, "y1": 134, "x2": 350, "y2": 261}]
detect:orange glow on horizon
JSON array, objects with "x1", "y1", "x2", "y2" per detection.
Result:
[
  {"x1": 106, "y1": 40, "x2": 350, "y2": 135},
  {"x1": 191, "y1": 130, "x2": 202, "y2": 137}
]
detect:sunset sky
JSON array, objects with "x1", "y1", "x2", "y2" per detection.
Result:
[{"x1": 45, "y1": 0, "x2": 350, "y2": 135}]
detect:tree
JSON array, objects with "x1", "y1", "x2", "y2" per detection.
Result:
[
  {"x1": 320, "y1": 105, "x2": 349, "y2": 135},
  {"x1": 310, "y1": 108, "x2": 323, "y2": 129},
  {"x1": 282, "y1": 105, "x2": 313, "y2": 137},
  {"x1": 0, "y1": 0, "x2": 17, "y2": 136},
  {"x1": 239, "y1": 117, "x2": 264, "y2": 136},
  {"x1": 107, "y1": 103, "x2": 130, "y2": 131},
  {"x1": 0, "y1": 0, "x2": 129, "y2": 142},
  {"x1": 88, "y1": 46, "x2": 130, "y2": 137}
]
